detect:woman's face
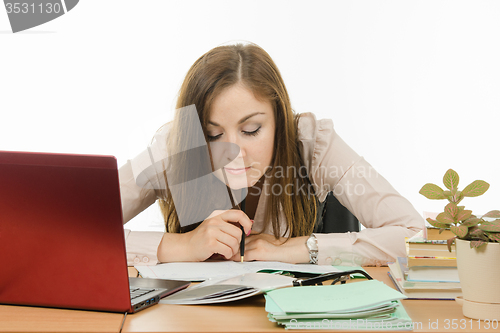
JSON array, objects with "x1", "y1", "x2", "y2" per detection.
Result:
[{"x1": 207, "y1": 83, "x2": 275, "y2": 189}]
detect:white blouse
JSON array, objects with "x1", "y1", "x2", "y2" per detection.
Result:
[{"x1": 120, "y1": 112, "x2": 423, "y2": 266}]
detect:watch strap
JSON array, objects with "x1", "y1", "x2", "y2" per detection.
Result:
[{"x1": 306, "y1": 234, "x2": 318, "y2": 264}]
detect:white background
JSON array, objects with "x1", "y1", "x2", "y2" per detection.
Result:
[{"x1": 1, "y1": 1, "x2": 499, "y2": 232}]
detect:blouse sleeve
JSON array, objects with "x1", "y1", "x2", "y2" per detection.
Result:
[
  {"x1": 297, "y1": 112, "x2": 424, "y2": 266},
  {"x1": 119, "y1": 125, "x2": 172, "y2": 266},
  {"x1": 120, "y1": 160, "x2": 164, "y2": 266}
]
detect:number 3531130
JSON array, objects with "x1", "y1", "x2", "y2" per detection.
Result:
[{"x1": 5, "y1": 2, "x2": 62, "y2": 14}]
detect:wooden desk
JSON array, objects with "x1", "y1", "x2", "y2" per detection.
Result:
[
  {"x1": 122, "y1": 267, "x2": 495, "y2": 333},
  {"x1": 0, "y1": 270, "x2": 141, "y2": 332},
  {"x1": 0, "y1": 305, "x2": 124, "y2": 333},
  {"x1": 1, "y1": 267, "x2": 495, "y2": 333}
]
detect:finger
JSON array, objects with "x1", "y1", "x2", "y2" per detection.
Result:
[
  {"x1": 229, "y1": 251, "x2": 241, "y2": 262},
  {"x1": 245, "y1": 235, "x2": 259, "y2": 246},
  {"x1": 213, "y1": 229, "x2": 241, "y2": 257},
  {"x1": 211, "y1": 240, "x2": 235, "y2": 260},
  {"x1": 241, "y1": 247, "x2": 265, "y2": 262},
  {"x1": 206, "y1": 209, "x2": 230, "y2": 220},
  {"x1": 207, "y1": 217, "x2": 248, "y2": 242},
  {"x1": 203, "y1": 216, "x2": 243, "y2": 240},
  {"x1": 246, "y1": 233, "x2": 285, "y2": 246},
  {"x1": 210, "y1": 220, "x2": 245, "y2": 241},
  {"x1": 243, "y1": 238, "x2": 263, "y2": 252},
  {"x1": 245, "y1": 233, "x2": 267, "y2": 245},
  {"x1": 218, "y1": 209, "x2": 253, "y2": 235}
]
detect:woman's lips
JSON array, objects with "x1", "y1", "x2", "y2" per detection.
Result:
[{"x1": 224, "y1": 167, "x2": 250, "y2": 175}]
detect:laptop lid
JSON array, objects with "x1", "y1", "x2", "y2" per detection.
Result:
[{"x1": 0, "y1": 150, "x2": 160, "y2": 312}]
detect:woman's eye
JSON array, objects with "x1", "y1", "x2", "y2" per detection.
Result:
[
  {"x1": 243, "y1": 127, "x2": 261, "y2": 137},
  {"x1": 207, "y1": 134, "x2": 222, "y2": 141},
  {"x1": 207, "y1": 127, "x2": 261, "y2": 141}
]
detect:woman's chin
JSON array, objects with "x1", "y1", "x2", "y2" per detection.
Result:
[
  {"x1": 213, "y1": 172, "x2": 248, "y2": 189},
  {"x1": 226, "y1": 173, "x2": 263, "y2": 190},
  {"x1": 226, "y1": 179, "x2": 249, "y2": 190}
]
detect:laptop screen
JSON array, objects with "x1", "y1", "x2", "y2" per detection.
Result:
[{"x1": 0, "y1": 151, "x2": 132, "y2": 312}]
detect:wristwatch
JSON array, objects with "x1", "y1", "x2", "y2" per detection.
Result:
[{"x1": 306, "y1": 234, "x2": 318, "y2": 264}]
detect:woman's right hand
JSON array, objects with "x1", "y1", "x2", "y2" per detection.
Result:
[{"x1": 157, "y1": 209, "x2": 253, "y2": 262}]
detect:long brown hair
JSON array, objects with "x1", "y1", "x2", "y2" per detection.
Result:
[{"x1": 158, "y1": 43, "x2": 317, "y2": 238}]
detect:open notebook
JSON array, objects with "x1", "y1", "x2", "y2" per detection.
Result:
[{"x1": 161, "y1": 272, "x2": 295, "y2": 304}]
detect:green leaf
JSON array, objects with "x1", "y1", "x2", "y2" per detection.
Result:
[
  {"x1": 419, "y1": 183, "x2": 446, "y2": 200},
  {"x1": 436, "y1": 212, "x2": 455, "y2": 225},
  {"x1": 457, "y1": 206, "x2": 465, "y2": 211},
  {"x1": 461, "y1": 216, "x2": 480, "y2": 227},
  {"x1": 461, "y1": 180, "x2": 490, "y2": 197},
  {"x1": 487, "y1": 233, "x2": 500, "y2": 242},
  {"x1": 470, "y1": 240, "x2": 487, "y2": 249},
  {"x1": 456, "y1": 209, "x2": 472, "y2": 222},
  {"x1": 482, "y1": 210, "x2": 500, "y2": 219},
  {"x1": 444, "y1": 202, "x2": 458, "y2": 219},
  {"x1": 451, "y1": 225, "x2": 468, "y2": 238},
  {"x1": 426, "y1": 218, "x2": 450, "y2": 229},
  {"x1": 478, "y1": 220, "x2": 500, "y2": 232},
  {"x1": 443, "y1": 169, "x2": 459, "y2": 191}
]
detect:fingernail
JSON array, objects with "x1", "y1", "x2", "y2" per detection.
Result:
[
  {"x1": 250, "y1": 219, "x2": 254, "y2": 223},
  {"x1": 246, "y1": 229, "x2": 251, "y2": 236}
]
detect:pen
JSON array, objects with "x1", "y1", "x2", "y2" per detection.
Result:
[
  {"x1": 240, "y1": 225, "x2": 245, "y2": 262},
  {"x1": 221, "y1": 168, "x2": 245, "y2": 262}
]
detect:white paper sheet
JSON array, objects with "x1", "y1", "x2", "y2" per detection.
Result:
[{"x1": 136, "y1": 261, "x2": 341, "y2": 281}]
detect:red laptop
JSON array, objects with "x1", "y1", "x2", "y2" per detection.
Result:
[{"x1": 0, "y1": 150, "x2": 189, "y2": 313}]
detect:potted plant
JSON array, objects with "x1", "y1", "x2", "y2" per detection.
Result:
[{"x1": 419, "y1": 169, "x2": 500, "y2": 320}]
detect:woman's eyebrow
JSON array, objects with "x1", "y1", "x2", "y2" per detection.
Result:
[{"x1": 208, "y1": 112, "x2": 265, "y2": 127}]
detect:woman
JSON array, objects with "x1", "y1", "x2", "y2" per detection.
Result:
[{"x1": 120, "y1": 43, "x2": 423, "y2": 267}]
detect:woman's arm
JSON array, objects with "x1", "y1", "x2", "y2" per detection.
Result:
[
  {"x1": 243, "y1": 113, "x2": 423, "y2": 265},
  {"x1": 243, "y1": 234, "x2": 310, "y2": 264},
  {"x1": 119, "y1": 158, "x2": 157, "y2": 223},
  {"x1": 301, "y1": 113, "x2": 423, "y2": 265},
  {"x1": 120, "y1": 159, "x2": 164, "y2": 266},
  {"x1": 313, "y1": 157, "x2": 423, "y2": 266},
  {"x1": 157, "y1": 210, "x2": 253, "y2": 262},
  {"x1": 121, "y1": 156, "x2": 254, "y2": 264}
]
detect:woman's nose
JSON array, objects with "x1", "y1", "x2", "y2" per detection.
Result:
[
  {"x1": 235, "y1": 145, "x2": 245, "y2": 159},
  {"x1": 224, "y1": 134, "x2": 246, "y2": 159}
]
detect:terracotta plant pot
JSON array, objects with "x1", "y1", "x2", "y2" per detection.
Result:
[{"x1": 455, "y1": 239, "x2": 500, "y2": 320}]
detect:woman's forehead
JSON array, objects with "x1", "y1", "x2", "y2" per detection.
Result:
[{"x1": 208, "y1": 85, "x2": 273, "y2": 124}]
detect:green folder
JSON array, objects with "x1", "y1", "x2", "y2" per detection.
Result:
[
  {"x1": 265, "y1": 280, "x2": 413, "y2": 330},
  {"x1": 266, "y1": 301, "x2": 413, "y2": 330}
]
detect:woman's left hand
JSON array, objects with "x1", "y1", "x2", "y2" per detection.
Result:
[{"x1": 230, "y1": 233, "x2": 310, "y2": 264}]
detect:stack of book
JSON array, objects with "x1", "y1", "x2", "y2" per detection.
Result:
[
  {"x1": 406, "y1": 238, "x2": 458, "y2": 283},
  {"x1": 388, "y1": 227, "x2": 462, "y2": 300}
]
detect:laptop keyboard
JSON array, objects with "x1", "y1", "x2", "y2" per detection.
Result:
[{"x1": 130, "y1": 287, "x2": 156, "y2": 300}]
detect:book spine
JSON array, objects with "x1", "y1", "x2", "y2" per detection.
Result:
[
  {"x1": 407, "y1": 256, "x2": 457, "y2": 267},
  {"x1": 407, "y1": 249, "x2": 456, "y2": 257}
]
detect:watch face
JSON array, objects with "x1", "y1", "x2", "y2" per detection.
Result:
[{"x1": 307, "y1": 236, "x2": 318, "y2": 251}]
